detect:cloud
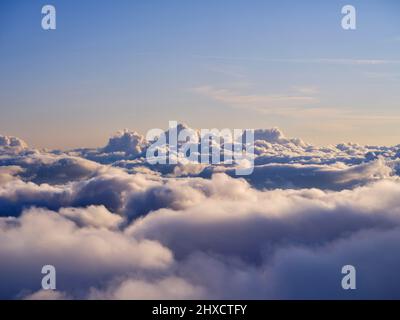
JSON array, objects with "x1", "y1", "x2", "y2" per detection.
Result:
[
  {"x1": 254, "y1": 127, "x2": 307, "y2": 147},
  {"x1": 24, "y1": 290, "x2": 70, "y2": 300},
  {"x1": 0, "y1": 206, "x2": 173, "y2": 299},
  {"x1": 224, "y1": 158, "x2": 394, "y2": 190},
  {"x1": 0, "y1": 149, "x2": 102, "y2": 185},
  {"x1": 126, "y1": 176, "x2": 400, "y2": 261},
  {"x1": 193, "y1": 85, "x2": 320, "y2": 115},
  {"x1": 0, "y1": 126, "x2": 400, "y2": 299},
  {"x1": 89, "y1": 276, "x2": 205, "y2": 300},
  {"x1": 0, "y1": 135, "x2": 28, "y2": 150},
  {"x1": 193, "y1": 55, "x2": 400, "y2": 66},
  {"x1": 292, "y1": 86, "x2": 319, "y2": 95},
  {"x1": 313, "y1": 58, "x2": 400, "y2": 65},
  {"x1": 261, "y1": 227, "x2": 400, "y2": 299},
  {"x1": 0, "y1": 166, "x2": 23, "y2": 184},
  {"x1": 58, "y1": 205, "x2": 124, "y2": 229},
  {"x1": 102, "y1": 130, "x2": 148, "y2": 156},
  {"x1": 0, "y1": 162, "x2": 161, "y2": 217},
  {"x1": 121, "y1": 177, "x2": 400, "y2": 298}
]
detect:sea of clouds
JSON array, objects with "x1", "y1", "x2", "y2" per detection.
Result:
[{"x1": 1, "y1": 125, "x2": 400, "y2": 299}]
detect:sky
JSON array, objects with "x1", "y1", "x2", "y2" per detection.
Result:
[{"x1": 0, "y1": 0, "x2": 399, "y2": 149}]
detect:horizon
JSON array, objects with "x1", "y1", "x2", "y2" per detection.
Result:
[{"x1": 4, "y1": 122, "x2": 400, "y2": 151}]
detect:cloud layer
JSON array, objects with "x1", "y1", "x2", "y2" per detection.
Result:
[{"x1": 1, "y1": 126, "x2": 400, "y2": 299}]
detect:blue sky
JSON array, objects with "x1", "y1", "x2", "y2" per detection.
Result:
[{"x1": 0, "y1": 0, "x2": 399, "y2": 148}]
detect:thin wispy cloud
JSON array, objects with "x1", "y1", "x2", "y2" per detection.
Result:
[
  {"x1": 364, "y1": 72, "x2": 400, "y2": 81},
  {"x1": 192, "y1": 85, "x2": 320, "y2": 116},
  {"x1": 192, "y1": 85, "x2": 400, "y2": 133},
  {"x1": 291, "y1": 86, "x2": 319, "y2": 95},
  {"x1": 391, "y1": 36, "x2": 400, "y2": 42},
  {"x1": 192, "y1": 55, "x2": 400, "y2": 66}
]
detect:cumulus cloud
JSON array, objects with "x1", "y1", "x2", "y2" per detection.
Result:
[
  {"x1": 0, "y1": 135, "x2": 28, "y2": 151},
  {"x1": 102, "y1": 130, "x2": 147, "y2": 156},
  {"x1": 254, "y1": 128, "x2": 307, "y2": 147}
]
